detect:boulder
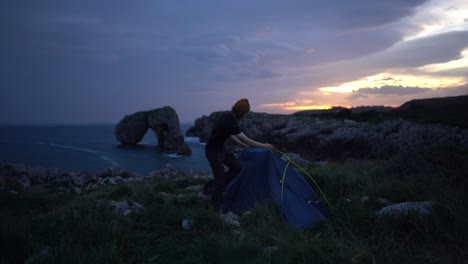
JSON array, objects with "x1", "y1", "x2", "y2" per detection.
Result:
[
  {"x1": 114, "y1": 106, "x2": 191, "y2": 155},
  {"x1": 108, "y1": 200, "x2": 145, "y2": 216},
  {"x1": 0, "y1": 162, "x2": 32, "y2": 191},
  {"x1": 222, "y1": 211, "x2": 241, "y2": 227},
  {"x1": 361, "y1": 196, "x2": 393, "y2": 210},
  {"x1": 375, "y1": 201, "x2": 453, "y2": 227},
  {"x1": 376, "y1": 201, "x2": 438, "y2": 218}
]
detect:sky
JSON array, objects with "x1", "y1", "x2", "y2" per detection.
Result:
[{"x1": 1, "y1": 0, "x2": 467, "y2": 124}]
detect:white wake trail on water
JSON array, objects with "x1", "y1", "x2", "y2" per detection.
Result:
[
  {"x1": 163, "y1": 153, "x2": 184, "y2": 158},
  {"x1": 33, "y1": 142, "x2": 120, "y2": 167}
]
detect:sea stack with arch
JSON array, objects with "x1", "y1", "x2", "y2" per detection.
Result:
[{"x1": 114, "y1": 106, "x2": 191, "y2": 155}]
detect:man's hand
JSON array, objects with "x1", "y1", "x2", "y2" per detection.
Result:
[
  {"x1": 239, "y1": 143, "x2": 249, "y2": 149},
  {"x1": 263, "y1": 143, "x2": 274, "y2": 149}
]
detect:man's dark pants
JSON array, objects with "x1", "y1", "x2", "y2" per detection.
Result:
[{"x1": 205, "y1": 149, "x2": 241, "y2": 209}]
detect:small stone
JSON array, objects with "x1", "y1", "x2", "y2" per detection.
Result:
[
  {"x1": 104, "y1": 177, "x2": 118, "y2": 185},
  {"x1": 85, "y1": 183, "x2": 94, "y2": 190},
  {"x1": 109, "y1": 200, "x2": 145, "y2": 216},
  {"x1": 71, "y1": 173, "x2": 85, "y2": 186},
  {"x1": 184, "y1": 185, "x2": 203, "y2": 191},
  {"x1": 115, "y1": 176, "x2": 124, "y2": 183},
  {"x1": 223, "y1": 211, "x2": 240, "y2": 227},
  {"x1": 182, "y1": 219, "x2": 190, "y2": 230},
  {"x1": 123, "y1": 209, "x2": 132, "y2": 216},
  {"x1": 242, "y1": 211, "x2": 252, "y2": 218},
  {"x1": 58, "y1": 187, "x2": 69, "y2": 193},
  {"x1": 130, "y1": 202, "x2": 145, "y2": 213},
  {"x1": 72, "y1": 187, "x2": 82, "y2": 195},
  {"x1": 159, "y1": 192, "x2": 174, "y2": 199},
  {"x1": 360, "y1": 196, "x2": 370, "y2": 206}
]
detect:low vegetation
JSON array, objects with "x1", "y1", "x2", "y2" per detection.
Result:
[{"x1": 1, "y1": 142, "x2": 467, "y2": 263}]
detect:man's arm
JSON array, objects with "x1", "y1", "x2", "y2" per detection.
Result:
[
  {"x1": 230, "y1": 135, "x2": 249, "y2": 148},
  {"x1": 234, "y1": 132, "x2": 273, "y2": 149}
]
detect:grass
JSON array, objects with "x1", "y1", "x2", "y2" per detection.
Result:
[{"x1": 1, "y1": 143, "x2": 467, "y2": 263}]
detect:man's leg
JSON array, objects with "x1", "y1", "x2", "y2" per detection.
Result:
[
  {"x1": 206, "y1": 151, "x2": 226, "y2": 209},
  {"x1": 223, "y1": 151, "x2": 242, "y2": 185},
  {"x1": 203, "y1": 179, "x2": 214, "y2": 195}
]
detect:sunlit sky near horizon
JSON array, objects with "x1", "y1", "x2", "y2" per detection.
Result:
[{"x1": 1, "y1": 0, "x2": 467, "y2": 124}]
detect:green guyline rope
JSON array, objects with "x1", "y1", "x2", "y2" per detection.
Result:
[
  {"x1": 280, "y1": 159, "x2": 291, "y2": 207},
  {"x1": 272, "y1": 148, "x2": 331, "y2": 209}
]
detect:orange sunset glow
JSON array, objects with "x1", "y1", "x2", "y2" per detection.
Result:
[{"x1": 255, "y1": 0, "x2": 468, "y2": 115}]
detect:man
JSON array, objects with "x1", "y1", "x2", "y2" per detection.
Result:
[{"x1": 205, "y1": 98, "x2": 273, "y2": 209}]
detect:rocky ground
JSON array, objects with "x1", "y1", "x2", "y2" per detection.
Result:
[
  {"x1": 0, "y1": 161, "x2": 209, "y2": 194},
  {"x1": 0, "y1": 158, "x2": 452, "y2": 231}
]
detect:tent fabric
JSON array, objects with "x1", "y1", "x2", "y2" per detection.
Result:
[{"x1": 223, "y1": 148, "x2": 326, "y2": 229}]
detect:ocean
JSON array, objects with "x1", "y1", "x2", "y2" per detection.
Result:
[{"x1": 0, "y1": 124, "x2": 210, "y2": 174}]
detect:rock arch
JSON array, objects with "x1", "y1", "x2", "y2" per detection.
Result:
[{"x1": 114, "y1": 106, "x2": 191, "y2": 155}]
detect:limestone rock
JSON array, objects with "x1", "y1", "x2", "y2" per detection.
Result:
[
  {"x1": 115, "y1": 106, "x2": 191, "y2": 155},
  {"x1": 222, "y1": 211, "x2": 240, "y2": 227},
  {"x1": 184, "y1": 185, "x2": 203, "y2": 191},
  {"x1": 361, "y1": 196, "x2": 393, "y2": 210},
  {"x1": 11, "y1": 174, "x2": 31, "y2": 191},
  {"x1": 376, "y1": 201, "x2": 434, "y2": 218},
  {"x1": 0, "y1": 162, "x2": 30, "y2": 191},
  {"x1": 71, "y1": 187, "x2": 82, "y2": 195},
  {"x1": 375, "y1": 201, "x2": 452, "y2": 226},
  {"x1": 109, "y1": 200, "x2": 145, "y2": 216}
]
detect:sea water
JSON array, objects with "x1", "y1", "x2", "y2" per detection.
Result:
[{"x1": 0, "y1": 124, "x2": 209, "y2": 174}]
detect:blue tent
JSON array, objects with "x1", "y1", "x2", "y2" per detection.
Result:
[{"x1": 223, "y1": 148, "x2": 326, "y2": 229}]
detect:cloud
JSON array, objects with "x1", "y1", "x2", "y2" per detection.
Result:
[
  {"x1": 0, "y1": 0, "x2": 464, "y2": 123},
  {"x1": 181, "y1": 34, "x2": 241, "y2": 47},
  {"x1": 347, "y1": 85, "x2": 430, "y2": 100},
  {"x1": 370, "y1": 31, "x2": 468, "y2": 68},
  {"x1": 214, "y1": 67, "x2": 280, "y2": 82},
  {"x1": 175, "y1": 45, "x2": 230, "y2": 61},
  {"x1": 288, "y1": 30, "x2": 468, "y2": 96},
  {"x1": 334, "y1": 0, "x2": 429, "y2": 29},
  {"x1": 260, "y1": 100, "x2": 332, "y2": 111},
  {"x1": 434, "y1": 83, "x2": 468, "y2": 94}
]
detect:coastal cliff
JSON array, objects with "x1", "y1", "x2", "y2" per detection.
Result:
[{"x1": 187, "y1": 95, "x2": 468, "y2": 161}]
